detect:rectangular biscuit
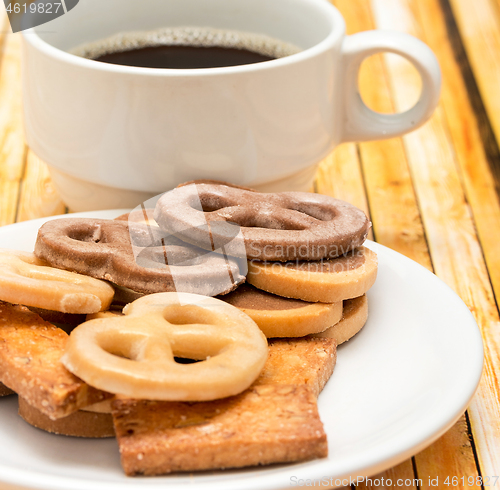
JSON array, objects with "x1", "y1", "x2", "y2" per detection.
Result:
[
  {"x1": 113, "y1": 384, "x2": 327, "y2": 475},
  {"x1": 258, "y1": 337, "x2": 337, "y2": 397},
  {"x1": 112, "y1": 337, "x2": 336, "y2": 475},
  {"x1": 0, "y1": 301, "x2": 110, "y2": 419}
]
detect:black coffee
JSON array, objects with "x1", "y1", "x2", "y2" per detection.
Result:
[
  {"x1": 72, "y1": 27, "x2": 301, "y2": 69},
  {"x1": 94, "y1": 45, "x2": 275, "y2": 69}
]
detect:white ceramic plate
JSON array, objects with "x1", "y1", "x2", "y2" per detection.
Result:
[{"x1": 0, "y1": 211, "x2": 483, "y2": 490}]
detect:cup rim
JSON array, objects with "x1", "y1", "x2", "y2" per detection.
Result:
[{"x1": 21, "y1": 0, "x2": 346, "y2": 76}]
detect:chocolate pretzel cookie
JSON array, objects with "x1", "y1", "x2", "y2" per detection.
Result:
[
  {"x1": 34, "y1": 218, "x2": 244, "y2": 296},
  {"x1": 154, "y1": 182, "x2": 371, "y2": 261}
]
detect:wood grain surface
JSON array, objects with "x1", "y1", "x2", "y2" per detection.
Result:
[{"x1": 0, "y1": 0, "x2": 499, "y2": 488}]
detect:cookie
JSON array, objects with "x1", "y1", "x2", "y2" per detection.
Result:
[
  {"x1": 247, "y1": 246, "x2": 377, "y2": 303},
  {"x1": 62, "y1": 293, "x2": 268, "y2": 402},
  {"x1": 154, "y1": 182, "x2": 371, "y2": 261},
  {"x1": 111, "y1": 337, "x2": 335, "y2": 475},
  {"x1": 221, "y1": 284, "x2": 342, "y2": 337},
  {"x1": 18, "y1": 396, "x2": 115, "y2": 438},
  {"x1": 113, "y1": 385, "x2": 326, "y2": 475},
  {"x1": 0, "y1": 301, "x2": 110, "y2": 420},
  {"x1": 259, "y1": 337, "x2": 337, "y2": 398},
  {"x1": 86, "y1": 310, "x2": 123, "y2": 321},
  {"x1": 35, "y1": 218, "x2": 245, "y2": 296},
  {"x1": 310, "y1": 295, "x2": 368, "y2": 345},
  {"x1": 0, "y1": 249, "x2": 114, "y2": 314}
]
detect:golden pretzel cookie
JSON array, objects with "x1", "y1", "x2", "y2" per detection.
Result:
[
  {"x1": 154, "y1": 182, "x2": 371, "y2": 261},
  {"x1": 221, "y1": 284, "x2": 342, "y2": 338},
  {"x1": 247, "y1": 246, "x2": 377, "y2": 303},
  {"x1": 18, "y1": 397, "x2": 115, "y2": 438},
  {"x1": 62, "y1": 293, "x2": 268, "y2": 401},
  {"x1": 0, "y1": 249, "x2": 114, "y2": 314},
  {"x1": 310, "y1": 295, "x2": 368, "y2": 345},
  {"x1": 35, "y1": 218, "x2": 245, "y2": 296},
  {"x1": 86, "y1": 310, "x2": 123, "y2": 321}
]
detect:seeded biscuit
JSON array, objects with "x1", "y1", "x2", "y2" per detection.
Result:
[
  {"x1": 0, "y1": 301, "x2": 110, "y2": 420},
  {"x1": 112, "y1": 337, "x2": 336, "y2": 475}
]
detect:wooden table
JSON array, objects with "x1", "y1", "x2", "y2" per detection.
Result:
[{"x1": 1, "y1": 0, "x2": 499, "y2": 488}]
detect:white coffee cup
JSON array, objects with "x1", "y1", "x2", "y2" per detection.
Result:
[{"x1": 22, "y1": 0, "x2": 441, "y2": 212}]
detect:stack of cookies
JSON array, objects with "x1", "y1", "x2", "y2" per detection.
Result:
[
  {"x1": 222, "y1": 248, "x2": 377, "y2": 343},
  {"x1": 0, "y1": 180, "x2": 377, "y2": 477},
  {"x1": 152, "y1": 181, "x2": 377, "y2": 344}
]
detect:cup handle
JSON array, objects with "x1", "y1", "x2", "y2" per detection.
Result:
[{"x1": 340, "y1": 30, "x2": 441, "y2": 142}]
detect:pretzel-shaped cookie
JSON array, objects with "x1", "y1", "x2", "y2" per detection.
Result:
[
  {"x1": 154, "y1": 183, "x2": 371, "y2": 261},
  {"x1": 62, "y1": 293, "x2": 268, "y2": 401},
  {"x1": 0, "y1": 249, "x2": 114, "y2": 313},
  {"x1": 34, "y1": 218, "x2": 245, "y2": 296}
]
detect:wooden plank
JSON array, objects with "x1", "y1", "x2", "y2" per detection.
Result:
[
  {"x1": 315, "y1": 6, "x2": 370, "y2": 234},
  {"x1": 315, "y1": 143, "x2": 369, "y2": 216},
  {"x1": 0, "y1": 15, "x2": 26, "y2": 226},
  {"x1": 0, "y1": 8, "x2": 65, "y2": 225},
  {"x1": 323, "y1": 1, "x2": 425, "y2": 488},
  {"x1": 417, "y1": 416, "x2": 480, "y2": 490},
  {"x1": 0, "y1": 181, "x2": 18, "y2": 226},
  {"x1": 356, "y1": 460, "x2": 418, "y2": 489},
  {"x1": 422, "y1": 0, "x2": 500, "y2": 343},
  {"x1": 337, "y1": 0, "x2": 474, "y2": 487},
  {"x1": 414, "y1": 0, "x2": 500, "y2": 477},
  {"x1": 449, "y1": 0, "x2": 500, "y2": 152},
  {"x1": 315, "y1": 143, "x2": 374, "y2": 241},
  {"x1": 339, "y1": 0, "x2": 432, "y2": 270},
  {"x1": 371, "y1": 0, "x2": 500, "y2": 485},
  {"x1": 16, "y1": 151, "x2": 66, "y2": 222}
]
